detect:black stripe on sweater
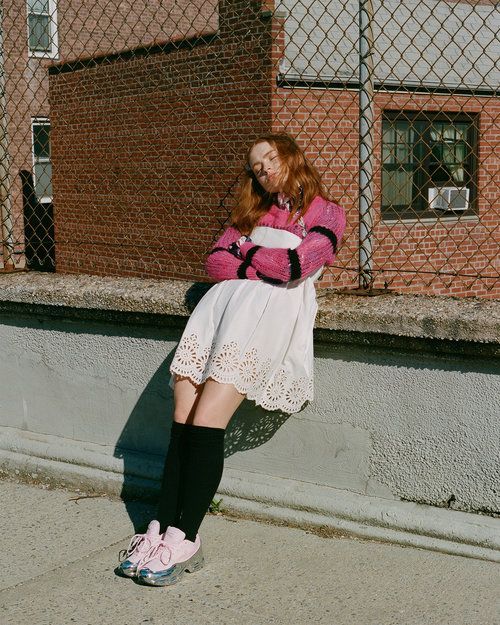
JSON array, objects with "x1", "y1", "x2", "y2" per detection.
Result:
[
  {"x1": 237, "y1": 245, "x2": 262, "y2": 279},
  {"x1": 256, "y1": 271, "x2": 285, "y2": 285},
  {"x1": 288, "y1": 248, "x2": 302, "y2": 281},
  {"x1": 309, "y1": 225, "x2": 338, "y2": 253},
  {"x1": 245, "y1": 246, "x2": 261, "y2": 262},
  {"x1": 207, "y1": 247, "x2": 226, "y2": 256},
  {"x1": 237, "y1": 261, "x2": 248, "y2": 279}
]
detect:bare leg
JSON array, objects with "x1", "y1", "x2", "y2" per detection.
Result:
[
  {"x1": 173, "y1": 376, "x2": 245, "y2": 428},
  {"x1": 189, "y1": 378, "x2": 245, "y2": 429},
  {"x1": 173, "y1": 379, "x2": 244, "y2": 540},
  {"x1": 172, "y1": 376, "x2": 204, "y2": 424},
  {"x1": 158, "y1": 377, "x2": 245, "y2": 539}
]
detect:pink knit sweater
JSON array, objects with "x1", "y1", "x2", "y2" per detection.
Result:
[{"x1": 205, "y1": 195, "x2": 346, "y2": 284}]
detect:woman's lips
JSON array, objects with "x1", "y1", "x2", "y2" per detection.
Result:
[{"x1": 262, "y1": 172, "x2": 280, "y2": 191}]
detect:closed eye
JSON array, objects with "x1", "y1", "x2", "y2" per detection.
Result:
[{"x1": 250, "y1": 152, "x2": 279, "y2": 177}]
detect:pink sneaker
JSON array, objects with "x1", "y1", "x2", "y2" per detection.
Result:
[
  {"x1": 118, "y1": 519, "x2": 161, "y2": 577},
  {"x1": 137, "y1": 526, "x2": 204, "y2": 586}
]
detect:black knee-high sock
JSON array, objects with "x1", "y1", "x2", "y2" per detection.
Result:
[
  {"x1": 176, "y1": 423, "x2": 225, "y2": 542},
  {"x1": 157, "y1": 420, "x2": 186, "y2": 532}
]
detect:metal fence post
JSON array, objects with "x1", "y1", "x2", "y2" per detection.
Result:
[
  {"x1": 358, "y1": 0, "x2": 375, "y2": 290},
  {"x1": 0, "y1": 5, "x2": 13, "y2": 269}
]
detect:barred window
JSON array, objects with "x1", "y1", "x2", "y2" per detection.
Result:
[
  {"x1": 27, "y1": 0, "x2": 58, "y2": 57},
  {"x1": 381, "y1": 112, "x2": 478, "y2": 220},
  {"x1": 32, "y1": 119, "x2": 52, "y2": 202}
]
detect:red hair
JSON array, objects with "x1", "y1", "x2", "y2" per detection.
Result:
[{"x1": 231, "y1": 133, "x2": 325, "y2": 235}]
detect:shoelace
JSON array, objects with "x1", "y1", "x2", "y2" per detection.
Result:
[
  {"x1": 118, "y1": 532, "x2": 154, "y2": 562},
  {"x1": 140, "y1": 539, "x2": 173, "y2": 568}
]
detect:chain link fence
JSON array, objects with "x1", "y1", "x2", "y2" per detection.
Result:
[{"x1": 1, "y1": 0, "x2": 499, "y2": 297}]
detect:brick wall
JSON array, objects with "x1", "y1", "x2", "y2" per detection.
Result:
[
  {"x1": 57, "y1": 0, "x2": 218, "y2": 61},
  {"x1": 272, "y1": 86, "x2": 500, "y2": 297},
  {"x1": 50, "y1": 1, "x2": 273, "y2": 278},
  {"x1": 1, "y1": 0, "x2": 218, "y2": 268},
  {"x1": 269, "y1": 5, "x2": 500, "y2": 298},
  {"x1": 46, "y1": 2, "x2": 499, "y2": 296}
]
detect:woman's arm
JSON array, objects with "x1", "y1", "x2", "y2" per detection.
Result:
[
  {"x1": 205, "y1": 226, "x2": 261, "y2": 282},
  {"x1": 238, "y1": 201, "x2": 346, "y2": 282}
]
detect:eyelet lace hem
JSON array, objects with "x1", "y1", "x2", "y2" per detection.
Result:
[{"x1": 170, "y1": 333, "x2": 313, "y2": 414}]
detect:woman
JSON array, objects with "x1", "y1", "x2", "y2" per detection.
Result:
[{"x1": 118, "y1": 133, "x2": 346, "y2": 586}]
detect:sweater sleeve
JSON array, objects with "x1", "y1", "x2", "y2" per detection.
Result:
[
  {"x1": 205, "y1": 226, "x2": 261, "y2": 282},
  {"x1": 238, "y1": 201, "x2": 346, "y2": 283}
]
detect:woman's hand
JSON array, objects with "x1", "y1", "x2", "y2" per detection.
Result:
[{"x1": 228, "y1": 235, "x2": 252, "y2": 259}]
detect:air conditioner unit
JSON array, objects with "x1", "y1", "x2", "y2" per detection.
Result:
[{"x1": 428, "y1": 187, "x2": 470, "y2": 212}]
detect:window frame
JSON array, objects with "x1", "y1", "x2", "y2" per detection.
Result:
[
  {"x1": 31, "y1": 117, "x2": 52, "y2": 204},
  {"x1": 381, "y1": 110, "x2": 479, "y2": 221},
  {"x1": 27, "y1": 0, "x2": 59, "y2": 59}
]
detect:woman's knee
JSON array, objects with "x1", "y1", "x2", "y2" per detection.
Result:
[
  {"x1": 190, "y1": 379, "x2": 245, "y2": 429},
  {"x1": 172, "y1": 410, "x2": 190, "y2": 424},
  {"x1": 173, "y1": 376, "x2": 204, "y2": 423}
]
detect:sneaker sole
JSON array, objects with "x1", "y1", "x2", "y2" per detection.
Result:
[
  {"x1": 116, "y1": 560, "x2": 139, "y2": 578},
  {"x1": 137, "y1": 548, "x2": 205, "y2": 586}
]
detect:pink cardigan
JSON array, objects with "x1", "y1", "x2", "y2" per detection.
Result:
[{"x1": 205, "y1": 195, "x2": 346, "y2": 284}]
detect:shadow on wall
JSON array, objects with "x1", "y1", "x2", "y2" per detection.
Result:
[
  {"x1": 113, "y1": 283, "x2": 291, "y2": 532},
  {"x1": 113, "y1": 355, "x2": 173, "y2": 530},
  {"x1": 225, "y1": 407, "x2": 290, "y2": 457}
]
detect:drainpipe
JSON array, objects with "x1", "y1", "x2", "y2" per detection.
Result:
[{"x1": 358, "y1": 0, "x2": 375, "y2": 289}]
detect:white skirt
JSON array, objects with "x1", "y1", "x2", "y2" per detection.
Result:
[{"x1": 170, "y1": 227, "x2": 320, "y2": 414}]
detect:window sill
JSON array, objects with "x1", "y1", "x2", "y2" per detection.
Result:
[
  {"x1": 381, "y1": 214, "x2": 480, "y2": 226},
  {"x1": 29, "y1": 51, "x2": 59, "y2": 61}
]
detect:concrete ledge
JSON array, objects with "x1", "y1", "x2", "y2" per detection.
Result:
[
  {"x1": 1, "y1": 426, "x2": 498, "y2": 563},
  {"x1": 0, "y1": 426, "x2": 156, "y2": 483},
  {"x1": 0, "y1": 426, "x2": 159, "y2": 498},
  {"x1": 220, "y1": 476, "x2": 500, "y2": 563},
  {"x1": 0, "y1": 271, "x2": 499, "y2": 346}
]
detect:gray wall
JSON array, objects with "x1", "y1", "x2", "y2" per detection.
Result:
[
  {"x1": 0, "y1": 274, "x2": 499, "y2": 560},
  {"x1": 1, "y1": 306, "x2": 498, "y2": 514}
]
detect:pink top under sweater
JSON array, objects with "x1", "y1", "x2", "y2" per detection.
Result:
[{"x1": 205, "y1": 195, "x2": 346, "y2": 284}]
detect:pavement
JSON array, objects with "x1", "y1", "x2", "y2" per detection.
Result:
[{"x1": 1, "y1": 479, "x2": 499, "y2": 625}]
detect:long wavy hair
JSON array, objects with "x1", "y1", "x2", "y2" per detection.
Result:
[{"x1": 231, "y1": 133, "x2": 325, "y2": 235}]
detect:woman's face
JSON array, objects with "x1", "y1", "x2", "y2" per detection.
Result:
[{"x1": 248, "y1": 141, "x2": 286, "y2": 194}]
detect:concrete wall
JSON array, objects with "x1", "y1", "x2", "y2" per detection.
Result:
[{"x1": 0, "y1": 273, "x2": 499, "y2": 560}]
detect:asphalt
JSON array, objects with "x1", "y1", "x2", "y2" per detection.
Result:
[{"x1": 1, "y1": 479, "x2": 499, "y2": 625}]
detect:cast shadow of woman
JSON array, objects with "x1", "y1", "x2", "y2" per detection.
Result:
[{"x1": 113, "y1": 282, "x2": 291, "y2": 532}]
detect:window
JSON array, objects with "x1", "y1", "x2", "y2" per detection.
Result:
[
  {"x1": 27, "y1": 0, "x2": 58, "y2": 57},
  {"x1": 32, "y1": 118, "x2": 52, "y2": 203},
  {"x1": 381, "y1": 112, "x2": 478, "y2": 220}
]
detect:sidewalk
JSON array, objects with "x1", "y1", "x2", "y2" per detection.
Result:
[{"x1": 1, "y1": 479, "x2": 498, "y2": 625}]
